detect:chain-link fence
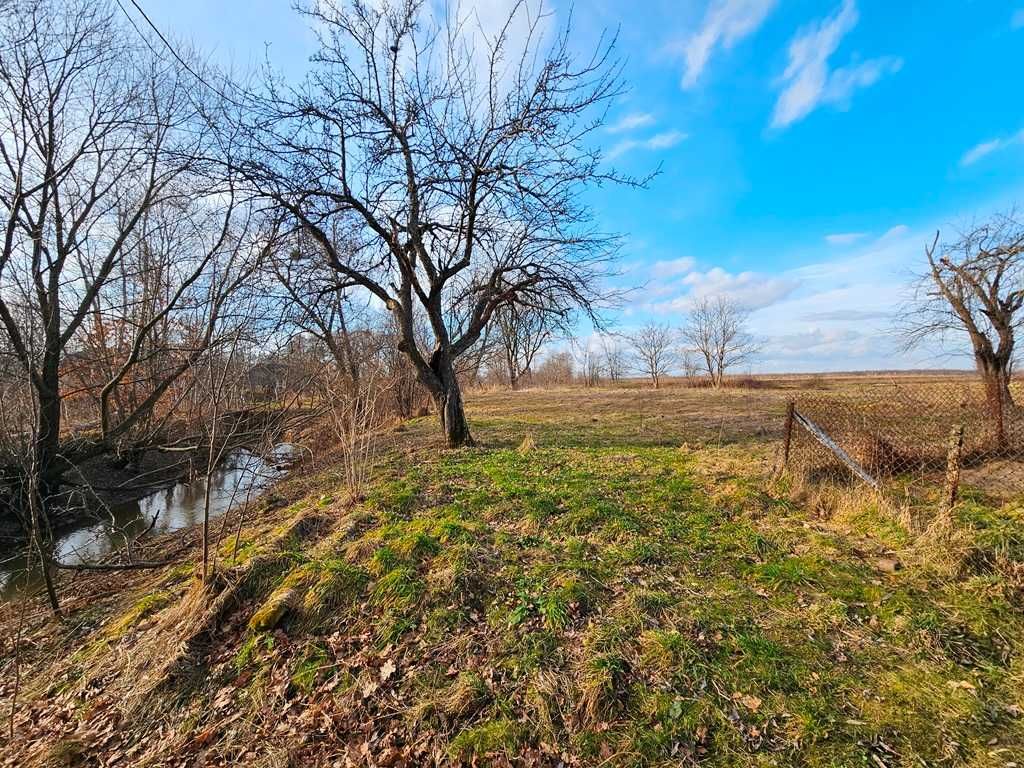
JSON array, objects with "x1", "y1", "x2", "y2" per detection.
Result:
[{"x1": 781, "y1": 378, "x2": 1024, "y2": 503}]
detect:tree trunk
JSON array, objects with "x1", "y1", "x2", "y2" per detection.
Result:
[
  {"x1": 27, "y1": 425, "x2": 61, "y2": 616},
  {"x1": 977, "y1": 354, "x2": 1014, "y2": 448},
  {"x1": 34, "y1": 352, "x2": 63, "y2": 498},
  {"x1": 29, "y1": 485, "x2": 61, "y2": 617},
  {"x1": 431, "y1": 356, "x2": 473, "y2": 448},
  {"x1": 436, "y1": 385, "x2": 472, "y2": 447}
]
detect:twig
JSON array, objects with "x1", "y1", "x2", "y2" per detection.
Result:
[{"x1": 50, "y1": 558, "x2": 180, "y2": 572}]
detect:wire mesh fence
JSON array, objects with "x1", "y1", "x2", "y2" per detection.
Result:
[{"x1": 782, "y1": 378, "x2": 1024, "y2": 504}]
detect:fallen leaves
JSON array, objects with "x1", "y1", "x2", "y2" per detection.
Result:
[{"x1": 734, "y1": 692, "x2": 763, "y2": 712}]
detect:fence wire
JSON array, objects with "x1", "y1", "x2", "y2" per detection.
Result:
[{"x1": 785, "y1": 379, "x2": 1024, "y2": 502}]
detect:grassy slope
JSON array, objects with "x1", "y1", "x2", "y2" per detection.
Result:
[{"x1": 5, "y1": 385, "x2": 1024, "y2": 767}]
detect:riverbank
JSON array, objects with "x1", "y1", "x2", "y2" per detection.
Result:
[
  {"x1": 0, "y1": 447, "x2": 195, "y2": 545},
  {"x1": 1, "y1": 407, "x2": 300, "y2": 540},
  {"x1": 0, "y1": 443, "x2": 298, "y2": 601},
  {"x1": 0, "y1": 436, "x2": 325, "y2": 680}
]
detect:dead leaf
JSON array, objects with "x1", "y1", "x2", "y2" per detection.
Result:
[{"x1": 734, "y1": 693, "x2": 762, "y2": 712}]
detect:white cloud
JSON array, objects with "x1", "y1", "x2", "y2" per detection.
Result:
[
  {"x1": 649, "y1": 256, "x2": 697, "y2": 279},
  {"x1": 681, "y1": 267, "x2": 798, "y2": 309},
  {"x1": 676, "y1": 0, "x2": 778, "y2": 89},
  {"x1": 645, "y1": 266, "x2": 799, "y2": 313},
  {"x1": 647, "y1": 130, "x2": 687, "y2": 149},
  {"x1": 763, "y1": 327, "x2": 877, "y2": 361},
  {"x1": 771, "y1": 0, "x2": 901, "y2": 129},
  {"x1": 1013, "y1": 8, "x2": 1024, "y2": 29},
  {"x1": 879, "y1": 224, "x2": 909, "y2": 240},
  {"x1": 825, "y1": 232, "x2": 866, "y2": 245},
  {"x1": 607, "y1": 112, "x2": 656, "y2": 134},
  {"x1": 620, "y1": 220, "x2": 985, "y2": 371},
  {"x1": 607, "y1": 130, "x2": 689, "y2": 160},
  {"x1": 746, "y1": 224, "x2": 972, "y2": 371},
  {"x1": 800, "y1": 309, "x2": 891, "y2": 322},
  {"x1": 960, "y1": 130, "x2": 1024, "y2": 167}
]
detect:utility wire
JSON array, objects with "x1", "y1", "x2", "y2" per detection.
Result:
[{"x1": 113, "y1": 0, "x2": 247, "y2": 107}]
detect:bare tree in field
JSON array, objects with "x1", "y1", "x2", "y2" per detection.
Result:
[
  {"x1": 628, "y1": 323, "x2": 677, "y2": 389},
  {"x1": 496, "y1": 305, "x2": 558, "y2": 390},
  {"x1": 680, "y1": 348, "x2": 700, "y2": 381},
  {"x1": 238, "y1": 0, "x2": 628, "y2": 446},
  {"x1": 682, "y1": 296, "x2": 759, "y2": 388},
  {"x1": 570, "y1": 335, "x2": 603, "y2": 387},
  {"x1": 903, "y1": 213, "x2": 1024, "y2": 442},
  {"x1": 599, "y1": 333, "x2": 628, "y2": 383}
]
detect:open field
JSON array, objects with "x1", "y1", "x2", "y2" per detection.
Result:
[{"x1": 3, "y1": 380, "x2": 1024, "y2": 767}]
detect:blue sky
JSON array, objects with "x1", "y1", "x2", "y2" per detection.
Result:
[{"x1": 142, "y1": 0, "x2": 1024, "y2": 372}]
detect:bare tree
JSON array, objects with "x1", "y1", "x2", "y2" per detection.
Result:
[
  {"x1": 903, "y1": 213, "x2": 1023, "y2": 442},
  {"x1": 679, "y1": 347, "x2": 700, "y2": 381},
  {"x1": 571, "y1": 336, "x2": 603, "y2": 387},
  {"x1": 682, "y1": 296, "x2": 759, "y2": 388},
  {"x1": 269, "y1": 229, "x2": 383, "y2": 394},
  {"x1": 628, "y1": 323, "x2": 677, "y2": 389},
  {"x1": 0, "y1": 2, "x2": 269, "y2": 616},
  {"x1": 237, "y1": 0, "x2": 628, "y2": 446},
  {"x1": 599, "y1": 333, "x2": 627, "y2": 384},
  {"x1": 496, "y1": 305, "x2": 558, "y2": 390}
]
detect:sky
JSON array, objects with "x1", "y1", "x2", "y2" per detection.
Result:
[{"x1": 138, "y1": 0, "x2": 1024, "y2": 372}]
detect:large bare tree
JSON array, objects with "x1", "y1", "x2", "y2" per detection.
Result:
[
  {"x1": 682, "y1": 296, "x2": 759, "y2": 388},
  {"x1": 238, "y1": 0, "x2": 626, "y2": 446},
  {"x1": 903, "y1": 213, "x2": 1024, "y2": 441},
  {"x1": 599, "y1": 332, "x2": 627, "y2": 383}
]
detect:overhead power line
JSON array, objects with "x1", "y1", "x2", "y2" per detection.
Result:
[{"x1": 113, "y1": 0, "x2": 245, "y2": 106}]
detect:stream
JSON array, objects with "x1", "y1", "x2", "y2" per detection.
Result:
[{"x1": 0, "y1": 443, "x2": 296, "y2": 600}]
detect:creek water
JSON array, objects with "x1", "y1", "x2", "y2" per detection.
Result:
[{"x1": 0, "y1": 444, "x2": 296, "y2": 600}]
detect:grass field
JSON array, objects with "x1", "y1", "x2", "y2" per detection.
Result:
[{"x1": 4, "y1": 380, "x2": 1024, "y2": 767}]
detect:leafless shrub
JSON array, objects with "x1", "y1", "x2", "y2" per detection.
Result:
[
  {"x1": 325, "y1": 366, "x2": 390, "y2": 504},
  {"x1": 532, "y1": 351, "x2": 576, "y2": 387},
  {"x1": 572, "y1": 337, "x2": 604, "y2": 388}
]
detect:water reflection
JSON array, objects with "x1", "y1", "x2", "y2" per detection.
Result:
[{"x1": 0, "y1": 444, "x2": 295, "y2": 600}]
